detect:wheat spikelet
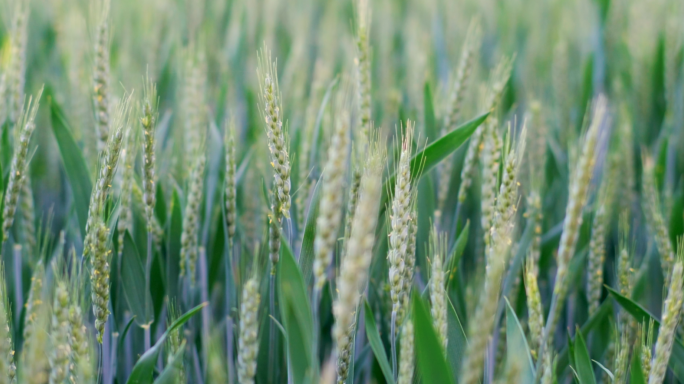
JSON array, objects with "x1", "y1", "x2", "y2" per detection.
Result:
[
  {"x1": 23, "y1": 261, "x2": 44, "y2": 350},
  {"x1": 388, "y1": 122, "x2": 415, "y2": 324},
  {"x1": 355, "y1": 0, "x2": 372, "y2": 143},
  {"x1": 49, "y1": 281, "x2": 71, "y2": 383},
  {"x1": 526, "y1": 190, "x2": 543, "y2": 277},
  {"x1": 0, "y1": 262, "x2": 17, "y2": 384},
  {"x1": 457, "y1": 57, "x2": 513, "y2": 204},
  {"x1": 2, "y1": 87, "x2": 42, "y2": 244},
  {"x1": 314, "y1": 111, "x2": 350, "y2": 291},
  {"x1": 83, "y1": 92, "x2": 132, "y2": 259},
  {"x1": 258, "y1": 45, "x2": 292, "y2": 220},
  {"x1": 89, "y1": 220, "x2": 110, "y2": 343},
  {"x1": 7, "y1": 1, "x2": 28, "y2": 127},
  {"x1": 587, "y1": 203, "x2": 606, "y2": 316},
  {"x1": 92, "y1": 0, "x2": 112, "y2": 153},
  {"x1": 539, "y1": 96, "x2": 607, "y2": 367},
  {"x1": 141, "y1": 75, "x2": 158, "y2": 234},
  {"x1": 224, "y1": 118, "x2": 237, "y2": 244},
  {"x1": 131, "y1": 182, "x2": 163, "y2": 247},
  {"x1": 397, "y1": 318, "x2": 414, "y2": 384},
  {"x1": 641, "y1": 154, "x2": 675, "y2": 284},
  {"x1": 334, "y1": 143, "x2": 383, "y2": 384},
  {"x1": 480, "y1": 120, "x2": 501, "y2": 247},
  {"x1": 429, "y1": 227, "x2": 447, "y2": 352},
  {"x1": 19, "y1": 174, "x2": 36, "y2": 256},
  {"x1": 21, "y1": 305, "x2": 50, "y2": 384},
  {"x1": 238, "y1": 277, "x2": 260, "y2": 384},
  {"x1": 165, "y1": 302, "x2": 186, "y2": 383},
  {"x1": 460, "y1": 125, "x2": 524, "y2": 384},
  {"x1": 613, "y1": 325, "x2": 630, "y2": 384},
  {"x1": 437, "y1": 19, "x2": 481, "y2": 212},
  {"x1": 182, "y1": 46, "x2": 207, "y2": 168},
  {"x1": 180, "y1": 152, "x2": 206, "y2": 285},
  {"x1": 343, "y1": 164, "x2": 362, "y2": 256},
  {"x1": 524, "y1": 255, "x2": 544, "y2": 359},
  {"x1": 648, "y1": 257, "x2": 683, "y2": 384},
  {"x1": 641, "y1": 319, "x2": 654, "y2": 378},
  {"x1": 400, "y1": 206, "x2": 417, "y2": 310}
]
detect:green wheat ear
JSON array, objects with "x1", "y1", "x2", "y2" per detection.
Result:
[
  {"x1": 180, "y1": 151, "x2": 206, "y2": 286},
  {"x1": 397, "y1": 316, "x2": 415, "y2": 384},
  {"x1": 0, "y1": 261, "x2": 17, "y2": 383},
  {"x1": 238, "y1": 276, "x2": 261, "y2": 384},
  {"x1": 224, "y1": 117, "x2": 238, "y2": 245},
  {"x1": 649, "y1": 254, "x2": 684, "y2": 384},
  {"x1": 388, "y1": 121, "x2": 415, "y2": 326},
  {"x1": 2, "y1": 87, "x2": 43, "y2": 245},
  {"x1": 334, "y1": 141, "x2": 384, "y2": 384},
  {"x1": 93, "y1": 0, "x2": 112, "y2": 153},
  {"x1": 314, "y1": 110, "x2": 350, "y2": 291},
  {"x1": 141, "y1": 73, "x2": 158, "y2": 234}
]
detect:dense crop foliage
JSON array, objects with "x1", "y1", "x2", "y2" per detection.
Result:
[{"x1": 0, "y1": 0, "x2": 683, "y2": 383}]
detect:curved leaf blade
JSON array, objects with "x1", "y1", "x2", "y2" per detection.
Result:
[
  {"x1": 607, "y1": 286, "x2": 684, "y2": 380},
  {"x1": 364, "y1": 300, "x2": 395, "y2": 384},
  {"x1": 298, "y1": 178, "x2": 322, "y2": 284},
  {"x1": 48, "y1": 93, "x2": 92, "y2": 236},
  {"x1": 505, "y1": 298, "x2": 535, "y2": 382},
  {"x1": 381, "y1": 112, "x2": 489, "y2": 212},
  {"x1": 573, "y1": 327, "x2": 597, "y2": 384},
  {"x1": 278, "y1": 241, "x2": 315, "y2": 384},
  {"x1": 412, "y1": 292, "x2": 455, "y2": 384},
  {"x1": 153, "y1": 341, "x2": 186, "y2": 384},
  {"x1": 121, "y1": 231, "x2": 153, "y2": 326},
  {"x1": 127, "y1": 302, "x2": 206, "y2": 384}
]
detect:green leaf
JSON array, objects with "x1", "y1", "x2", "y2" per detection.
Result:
[
  {"x1": 308, "y1": 76, "x2": 340, "y2": 171},
  {"x1": 412, "y1": 292, "x2": 455, "y2": 384},
  {"x1": 121, "y1": 231, "x2": 154, "y2": 327},
  {"x1": 48, "y1": 93, "x2": 92, "y2": 237},
  {"x1": 298, "y1": 178, "x2": 322, "y2": 284},
  {"x1": 154, "y1": 182, "x2": 167, "y2": 227},
  {"x1": 364, "y1": 300, "x2": 395, "y2": 384},
  {"x1": 579, "y1": 54, "x2": 594, "y2": 132},
  {"x1": 505, "y1": 298, "x2": 535, "y2": 382},
  {"x1": 573, "y1": 326, "x2": 597, "y2": 384},
  {"x1": 650, "y1": 34, "x2": 666, "y2": 141},
  {"x1": 592, "y1": 360, "x2": 613, "y2": 381},
  {"x1": 655, "y1": 136, "x2": 668, "y2": 193},
  {"x1": 556, "y1": 300, "x2": 612, "y2": 374},
  {"x1": 447, "y1": 220, "x2": 469, "y2": 272},
  {"x1": 607, "y1": 286, "x2": 684, "y2": 380},
  {"x1": 127, "y1": 302, "x2": 206, "y2": 384},
  {"x1": 446, "y1": 297, "x2": 467, "y2": 379},
  {"x1": 116, "y1": 316, "x2": 137, "y2": 355},
  {"x1": 423, "y1": 82, "x2": 437, "y2": 142},
  {"x1": 381, "y1": 112, "x2": 489, "y2": 212},
  {"x1": 278, "y1": 241, "x2": 315, "y2": 384},
  {"x1": 153, "y1": 341, "x2": 186, "y2": 384}
]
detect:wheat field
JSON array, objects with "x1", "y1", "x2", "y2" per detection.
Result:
[{"x1": 0, "y1": 0, "x2": 683, "y2": 383}]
